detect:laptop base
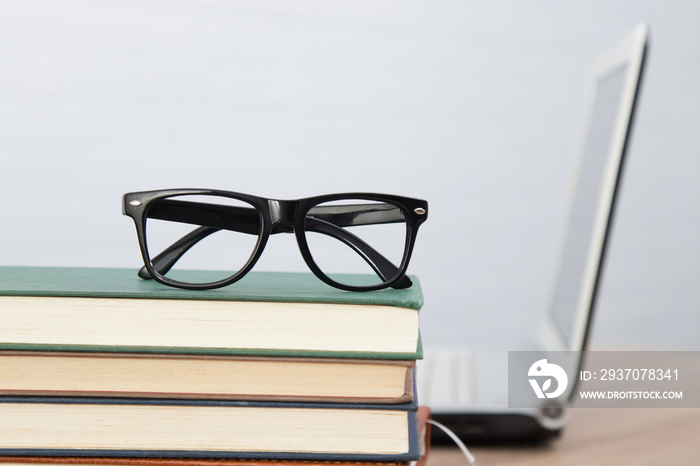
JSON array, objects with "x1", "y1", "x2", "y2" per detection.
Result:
[{"x1": 431, "y1": 412, "x2": 563, "y2": 444}]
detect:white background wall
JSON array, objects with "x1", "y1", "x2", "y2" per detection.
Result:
[{"x1": 1, "y1": 1, "x2": 698, "y2": 350}]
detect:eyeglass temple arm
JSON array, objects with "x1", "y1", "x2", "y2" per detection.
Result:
[
  {"x1": 140, "y1": 222, "x2": 412, "y2": 289},
  {"x1": 139, "y1": 200, "x2": 412, "y2": 288},
  {"x1": 137, "y1": 226, "x2": 218, "y2": 280},
  {"x1": 305, "y1": 203, "x2": 406, "y2": 226}
]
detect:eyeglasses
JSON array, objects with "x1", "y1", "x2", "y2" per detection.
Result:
[{"x1": 122, "y1": 189, "x2": 428, "y2": 291}]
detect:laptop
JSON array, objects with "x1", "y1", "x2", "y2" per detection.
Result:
[{"x1": 418, "y1": 23, "x2": 650, "y2": 443}]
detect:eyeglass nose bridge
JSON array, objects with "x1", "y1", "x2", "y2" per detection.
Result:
[{"x1": 267, "y1": 199, "x2": 299, "y2": 232}]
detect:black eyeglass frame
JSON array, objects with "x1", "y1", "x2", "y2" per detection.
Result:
[{"x1": 122, "y1": 188, "x2": 428, "y2": 292}]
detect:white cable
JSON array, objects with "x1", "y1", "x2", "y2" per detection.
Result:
[{"x1": 427, "y1": 419, "x2": 477, "y2": 465}]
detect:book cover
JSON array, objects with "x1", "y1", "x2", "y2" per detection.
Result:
[
  {"x1": 0, "y1": 267, "x2": 423, "y2": 309},
  {"x1": 0, "y1": 459, "x2": 411, "y2": 466},
  {"x1": 0, "y1": 397, "x2": 420, "y2": 462},
  {"x1": 0, "y1": 267, "x2": 423, "y2": 359}
]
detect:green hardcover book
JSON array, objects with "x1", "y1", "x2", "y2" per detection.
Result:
[{"x1": 0, "y1": 267, "x2": 423, "y2": 360}]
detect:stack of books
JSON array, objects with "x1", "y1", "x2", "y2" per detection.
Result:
[{"x1": 0, "y1": 266, "x2": 430, "y2": 466}]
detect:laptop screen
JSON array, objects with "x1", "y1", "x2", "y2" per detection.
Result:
[{"x1": 550, "y1": 65, "x2": 628, "y2": 347}]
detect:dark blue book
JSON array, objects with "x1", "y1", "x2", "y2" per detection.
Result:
[{"x1": 0, "y1": 397, "x2": 419, "y2": 462}]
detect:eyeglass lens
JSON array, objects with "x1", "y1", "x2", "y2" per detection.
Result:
[
  {"x1": 304, "y1": 199, "x2": 408, "y2": 288},
  {"x1": 144, "y1": 194, "x2": 262, "y2": 285}
]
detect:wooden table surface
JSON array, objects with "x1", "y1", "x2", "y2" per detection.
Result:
[{"x1": 428, "y1": 407, "x2": 700, "y2": 466}]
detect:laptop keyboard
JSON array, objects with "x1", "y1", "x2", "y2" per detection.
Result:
[
  {"x1": 418, "y1": 347, "x2": 475, "y2": 408},
  {"x1": 418, "y1": 347, "x2": 510, "y2": 409}
]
